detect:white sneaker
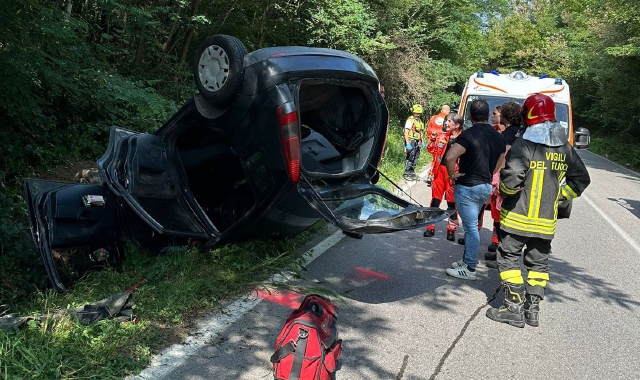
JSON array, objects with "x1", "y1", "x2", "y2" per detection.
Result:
[
  {"x1": 446, "y1": 264, "x2": 477, "y2": 280},
  {"x1": 451, "y1": 259, "x2": 464, "y2": 269}
]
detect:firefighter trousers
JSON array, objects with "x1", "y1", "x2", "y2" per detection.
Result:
[{"x1": 497, "y1": 232, "x2": 551, "y2": 298}]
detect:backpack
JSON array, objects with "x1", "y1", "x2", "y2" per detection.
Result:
[{"x1": 270, "y1": 294, "x2": 342, "y2": 380}]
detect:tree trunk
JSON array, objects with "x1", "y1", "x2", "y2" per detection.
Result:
[
  {"x1": 179, "y1": 0, "x2": 201, "y2": 65},
  {"x1": 134, "y1": 35, "x2": 145, "y2": 68},
  {"x1": 81, "y1": 0, "x2": 89, "y2": 14},
  {"x1": 163, "y1": 6, "x2": 184, "y2": 54},
  {"x1": 65, "y1": 0, "x2": 73, "y2": 15}
]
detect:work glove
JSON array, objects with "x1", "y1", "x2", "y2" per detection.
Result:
[
  {"x1": 421, "y1": 141, "x2": 426, "y2": 150},
  {"x1": 405, "y1": 142, "x2": 413, "y2": 151}
]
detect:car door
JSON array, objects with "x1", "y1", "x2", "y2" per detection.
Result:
[
  {"x1": 297, "y1": 174, "x2": 453, "y2": 234},
  {"x1": 24, "y1": 179, "x2": 123, "y2": 292},
  {"x1": 98, "y1": 127, "x2": 214, "y2": 239}
]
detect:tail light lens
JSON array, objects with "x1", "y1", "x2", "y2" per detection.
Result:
[{"x1": 277, "y1": 102, "x2": 300, "y2": 184}]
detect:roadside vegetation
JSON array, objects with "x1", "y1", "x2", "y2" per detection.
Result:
[{"x1": 1, "y1": 0, "x2": 639, "y2": 378}]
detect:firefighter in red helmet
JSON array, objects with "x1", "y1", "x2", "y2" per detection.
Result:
[{"x1": 486, "y1": 93, "x2": 591, "y2": 328}]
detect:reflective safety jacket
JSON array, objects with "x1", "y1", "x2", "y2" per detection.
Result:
[
  {"x1": 405, "y1": 116, "x2": 424, "y2": 141},
  {"x1": 499, "y1": 127, "x2": 591, "y2": 239}
]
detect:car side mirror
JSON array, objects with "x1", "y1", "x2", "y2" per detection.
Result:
[{"x1": 574, "y1": 127, "x2": 590, "y2": 149}]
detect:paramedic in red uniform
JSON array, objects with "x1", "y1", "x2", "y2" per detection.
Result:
[
  {"x1": 423, "y1": 113, "x2": 463, "y2": 240},
  {"x1": 425, "y1": 105, "x2": 450, "y2": 185}
]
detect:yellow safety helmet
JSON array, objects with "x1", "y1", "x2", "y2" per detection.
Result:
[{"x1": 411, "y1": 104, "x2": 423, "y2": 114}]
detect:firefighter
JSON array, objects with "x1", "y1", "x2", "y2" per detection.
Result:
[
  {"x1": 403, "y1": 104, "x2": 426, "y2": 180},
  {"x1": 423, "y1": 113, "x2": 463, "y2": 240},
  {"x1": 486, "y1": 94, "x2": 591, "y2": 328},
  {"x1": 425, "y1": 105, "x2": 450, "y2": 185}
]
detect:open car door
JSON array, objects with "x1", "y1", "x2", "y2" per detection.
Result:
[
  {"x1": 24, "y1": 180, "x2": 123, "y2": 293},
  {"x1": 98, "y1": 127, "x2": 214, "y2": 240},
  {"x1": 298, "y1": 174, "x2": 453, "y2": 234}
]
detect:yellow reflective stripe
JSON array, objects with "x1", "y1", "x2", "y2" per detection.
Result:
[
  {"x1": 561, "y1": 184, "x2": 578, "y2": 200},
  {"x1": 500, "y1": 269, "x2": 524, "y2": 284},
  {"x1": 527, "y1": 278, "x2": 547, "y2": 287},
  {"x1": 558, "y1": 172, "x2": 566, "y2": 182},
  {"x1": 530, "y1": 169, "x2": 544, "y2": 219},
  {"x1": 528, "y1": 271, "x2": 549, "y2": 280},
  {"x1": 501, "y1": 218, "x2": 555, "y2": 235},
  {"x1": 500, "y1": 211, "x2": 556, "y2": 235},
  {"x1": 501, "y1": 209, "x2": 555, "y2": 226},
  {"x1": 500, "y1": 181, "x2": 518, "y2": 195},
  {"x1": 528, "y1": 169, "x2": 538, "y2": 218}
]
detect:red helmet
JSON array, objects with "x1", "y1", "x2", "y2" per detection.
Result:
[{"x1": 521, "y1": 93, "x2": 556, "y2": 126}]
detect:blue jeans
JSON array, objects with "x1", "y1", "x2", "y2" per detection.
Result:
[{"x1": 454, "y1": 183, "x2": 493, "y2": 269}]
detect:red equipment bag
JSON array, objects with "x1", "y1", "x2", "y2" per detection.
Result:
[{"x1": 270, "y1": 294, "x2": 342, "y2": 380}]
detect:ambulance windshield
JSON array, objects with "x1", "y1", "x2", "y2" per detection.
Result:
[{"x1": 462, "y1": 95, "x2": 569, "y2": 131}]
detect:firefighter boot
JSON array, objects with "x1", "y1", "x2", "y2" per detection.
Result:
[
  {"x1": 486, "y1": 283, "x2": 526, "y2": 328},
  {"x1": 446, "y1": 218, "x2": 458, "y2": 241},
  {"x1": 423, "y1": 225, "x2": 435, "y2": 238},
  {"x1": 524, "y1": 293, "x2": 542, "y2": 327}
]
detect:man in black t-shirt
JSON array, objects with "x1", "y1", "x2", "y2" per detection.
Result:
[
  {"x1": 443, "y1": 100, "x2": 506, "y2": 280},
  {"x1": 485, "y1": 100, "x2": 524, "y2": 267}
]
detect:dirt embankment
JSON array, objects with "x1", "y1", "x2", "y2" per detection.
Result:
[{"x1": 36, "y1": 159, "x2": 98, "y2": 182}]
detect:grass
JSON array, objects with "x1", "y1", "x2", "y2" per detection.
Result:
[
  {"x1": 587, "y1": 136, "x2": 640, "y2": 173},
  {"x1": 0, "y1": 227, "x2": 321, "y2": 379},
  {"x1": 0, "y1": 116, "x2": 433, "y2": 379}
]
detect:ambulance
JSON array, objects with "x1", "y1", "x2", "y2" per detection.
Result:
[{"x1": 457, "y1": 70, "x2": 590, "y2": 218}]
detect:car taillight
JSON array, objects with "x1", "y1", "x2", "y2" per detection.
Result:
[{"x1": 277, "y1": 103, "x2": 300, "y2": 184}]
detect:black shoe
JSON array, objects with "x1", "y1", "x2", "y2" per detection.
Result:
[
  {"x1": 342, "y1": 230, "x2": 363, "y2": 239},
  {"x1": 484, "y1": 251, "x2": 497, "y2": 261},
  {"x1": 457, "y1": 237, "x2": 465, "y2": 245},
  {"x1": 488, "y1": 242, "x2": 498, "y2": 252},
  {"x1": 446, "y1": 231, "x2": 455, "y2": 241},
  {"x1": 403, "y1": 173, "x2": 417, "y2": 181},
  {"x1": 485, "y1": 260, "x2": 498, "y2": 269},
  {"x1": 423, "y1": 229, "x2": 435, "y2": 237}
]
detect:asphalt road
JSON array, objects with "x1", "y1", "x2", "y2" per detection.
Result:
[{"x1": 129, "y1": 149, "x2": 640, "y2": 380}]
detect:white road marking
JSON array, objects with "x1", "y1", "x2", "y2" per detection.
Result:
[
  {"x1": 583, "y1": 193, "x2": 640, "y2": 254},
  {"x1": 126, "y1": 230, "x2": 345, "y2": 380},
  {"x1": 129, "y1": 166, "x2": 428, "y2": 379}
]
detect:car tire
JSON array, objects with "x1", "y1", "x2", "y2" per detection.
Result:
[
  {"x1": 558, "y1": 200, "x2": 572, "y2": 219},
  {"x1": 193, "y1": 34, "x2": 247, "y2": 104}
]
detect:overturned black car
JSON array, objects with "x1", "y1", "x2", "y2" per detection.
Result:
[{"x1": 25, "y1": 35, "x2": 451, "y2": 292}]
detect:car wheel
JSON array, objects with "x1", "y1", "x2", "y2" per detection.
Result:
[
  {"x1": 558, "y1": 200, "x2": 572, "y2": 219},
  {"x1": 193, "y1": 34, "x2": 247, "y2": 104}
]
